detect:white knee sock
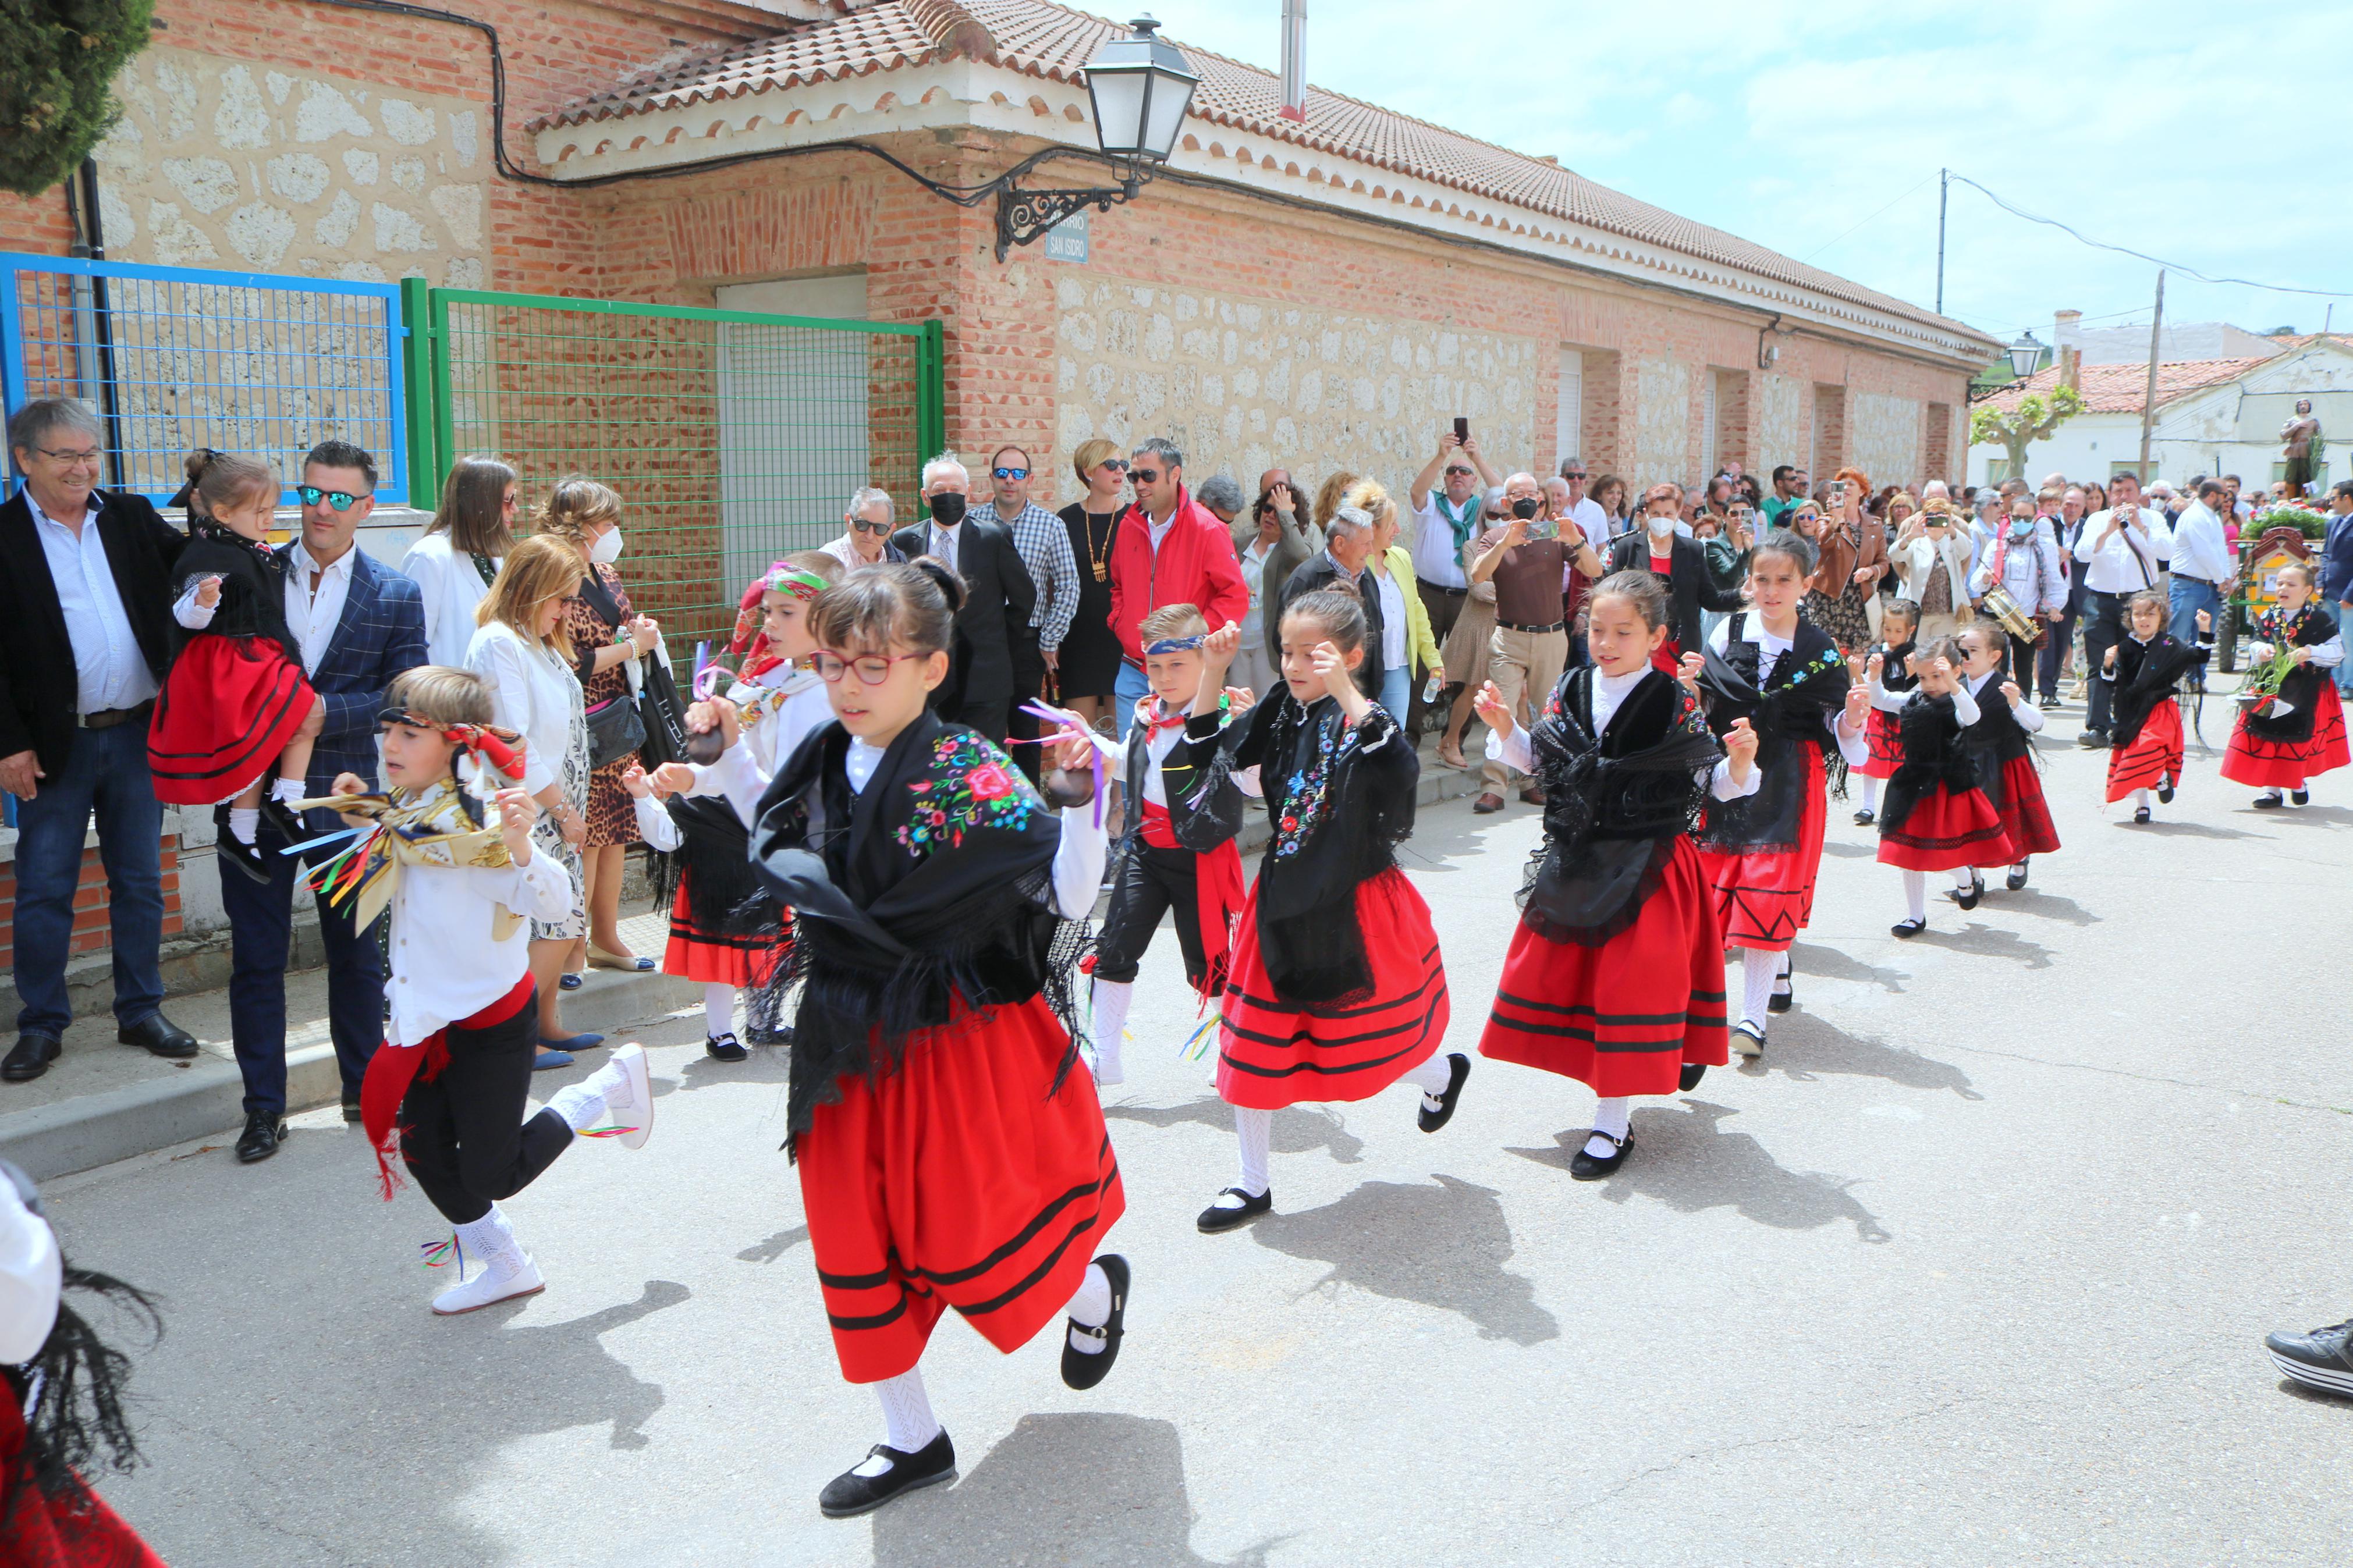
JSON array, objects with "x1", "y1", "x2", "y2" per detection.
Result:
[
  {"x1": 1400, "y1": 1050, "x2": 1454, "y2": 1107},
  {"x1": 1951, "y1": 866, "x2": 1976, "y2": 891},
  {"x1": 1737, "y1": 947, "x2": 1775, "y2": 1030},
  {"x1": 453, "y1": 1204, "x2": 524, "y2": 1278},
  {"x1": 1234, "y1": 1105, "x2": 1271, "y2": 1197},
  {"x1": 1901, "y1": 870, "x2": 1927, "y2": 923},
  {"x1": 1584, "y1": 1096, "x2": 1631, "y2": 1159},
  {"x1": 870, "y1": 1367, "x2": 942, "y2": 1458},
  {"x1": 1089, "y1": 979, "x2": 1131, "y2": 1082},
  {"x1": 228, "y1": 806, "x2": 260, "y2": 845},
  {"x1": 2132, "y1": 788, "x2": 2150, "y2": 810},
  {"x1": 1066, "y1": 1260, "x2": 1113, "y2": 1354},
  {"x1": 269, "y1": 776, "x2": 306, "y2": 804},
  {"x1": 1860, "y1": 775, "x2": 1880, "y2": 809},
  {"x1": 703, "y1": 983, "x2": 735, "y2": 1038}
]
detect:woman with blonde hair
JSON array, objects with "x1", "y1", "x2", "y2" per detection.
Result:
[
  {"x1": 1344, "y1": 477, "x2": 1440, "y2": 722},
  {"x1": 467, "y1": 534, "x2": 597, "y2": 1065},
  {"x1": 532, "y1": 477, "x2": 663, "y2": 980},
  {"x1": 1055, "y1": 437, "x2": 1130, "y2": 728},
  {"x1": 403, "y1": 455, "x2": 516, "y2": 669}
]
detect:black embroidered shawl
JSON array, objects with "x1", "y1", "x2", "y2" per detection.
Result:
[
  {"x1": 2246, "y1": 603, "x2": 2338, "y2": 744},
  {"x1": 2109, "y1": 634, "x2": 2198, "y2": 751},
  {"x1": 1519, "y1": 667, "x2": 1722, "y2": 946},
  {"x1": 1879, "y1": 693, "x2": 1979, "y2": 835},
  {"x1": 1692, "y1": 612, "x2": 1850, "y2": 853},
  {"x1": 749, "y1": 711, "x2": 1085, "y2": 1148},
  {"x1": 1875, "y1": 638, "x2": 1921, "y2": 694}
]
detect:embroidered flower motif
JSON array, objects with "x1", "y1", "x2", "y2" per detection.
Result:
[{"x1": 896, "y1": 733, "x2": 1040, "y2": 855}]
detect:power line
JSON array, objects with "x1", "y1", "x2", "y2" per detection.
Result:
[
  {"x1": 1796, "y1": 172, "x2": 1938, "y2": 265},
  {"x1": 1946, "y1": 173, "x2": 2353, "y2": 299}
]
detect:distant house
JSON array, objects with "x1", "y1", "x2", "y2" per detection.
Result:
[{"x1": 1969, "y1": 338, "x2": 2353, "y2": 490}]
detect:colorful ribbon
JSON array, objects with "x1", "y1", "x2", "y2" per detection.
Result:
[{"x1": 1012, "y1": 699, "x2": 1116, "y2": 827}]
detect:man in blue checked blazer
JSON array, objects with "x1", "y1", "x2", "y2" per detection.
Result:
[{"x1": 215, "y1": 440, "x2": 426, "y2": 1164}]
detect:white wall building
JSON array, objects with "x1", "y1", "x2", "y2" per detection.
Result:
[
  {"x1": 1969, "y1": 339, "x2": 2353, "y2": 492},
  {"x1": 2052, "y1": 310, "x2": 2281, "y2": 368}
]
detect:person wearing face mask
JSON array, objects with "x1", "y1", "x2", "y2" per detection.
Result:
[
  {"x1": 890, "y1": 453, "x2": 1039, "y2": 742},
  {"x1": 1601, "y1": 483, "x2": 1747, "y2": 663},
  {"x1": 535, "y1": 478, "x2": 663, "y2": 986},
  {"x1": 1967, "y1": 497, "x2": 2067, "y2": 684}
]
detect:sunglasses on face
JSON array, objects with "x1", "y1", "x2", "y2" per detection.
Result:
[
  {"x1": 297, "y1": 485, "x2": 372, "y2": 511},
  {"x1": 811, "y1": 649, "x2": 922, "y2": 684},
  {"x1": 850, "y1": 518, "x2": 892, "y2": 535},
  {"x1": 1095, "y1": 458, "x2": 1129, "y2": 474},
  {"x1": 1445, "y1": 467, "x2": 1474, "y2": 478},
  {"x1": 1131, "y1": 468, "x2": 1163, "y2": 485},
  {"x1": 992, "y1": 467, "x2": 1029, "y2": 481}
]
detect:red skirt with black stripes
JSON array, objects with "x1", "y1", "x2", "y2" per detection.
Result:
[
  {"x1": 1876, "y1": 785, "x2": 2015, "y2": 872},
  {"x1": 147, "y1": 632, "x2": 315, "y2": 805},
  {"x1": 1479, "y1": 838, "x2": 1729, "y2": 1098},
  {"x1": 1695, "y1": 745, "x2": 1827, "y2": 952},
  {"x1": 1857, "y1": 706, "x2": 1904, "y2": 780},
  {"x1": 2106, "y1": 700, "x2": 2184, "y2": 802},
  {"x1": 1993, "y1": 752, "x2": 2062, "y2": 858},
  {"x1": 1216, "y1": 867, "x2": 1450, "y2": 1112},
  {"x1": 661, "y1": 876, "x2": 781, "y2": 987},
  {"x1": 2221, "y1": 683, "x2": 2350, "y2": 788},
  {"x1": 796, "y1": 993, "x2": 1122, "y2": 1384}
]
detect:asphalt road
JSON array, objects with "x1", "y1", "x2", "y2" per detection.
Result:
[{"x1": 45, "y1": 710, "x2": 2353, "y2": 1566}]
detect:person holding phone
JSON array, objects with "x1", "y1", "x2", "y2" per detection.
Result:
[
  {"x1": 1407, "y1": 427, "x2": 1503, "y2": 710},
  {"x1": 1889, "y1": 497, "x2": 1978, "y2": 643}
]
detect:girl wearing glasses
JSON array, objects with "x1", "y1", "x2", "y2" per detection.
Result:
[
  {"x1": 150, "y1": 449, "x2": 328, "y2": 882},
  {"x1": 748, "y1": 560, "x2": 1126, "y2": 1520}
]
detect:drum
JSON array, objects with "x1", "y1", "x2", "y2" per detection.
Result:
[{"x1": 1981, "y1": 583, "x2": 2042, "y2": 645}]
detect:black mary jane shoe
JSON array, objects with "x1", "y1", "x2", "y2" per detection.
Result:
[
  {"x1": 1060, "y1": 1254, "x2": 1129, "y2": 1391},
  {"x1": 212, "y1": 807, "x2": 274, "y2": 884},
  {"x1": 1569, "y1": 1129, "x2": 1631, "y2": 1181},
  {"x1": 1678, "y1": 1062, "x2": 1707, "y2": 1092},
  {"x1": 235, "y1": 1111, "x2": 288, "y2": 1165},
  {"x1": 1952, "y1": 873, "x2": 1985, "y2": 911},
  {"x1": 1417, "y1": 1053, "x2": 1471, "y2": 1133},
  {"x1": 1767, "y1": 973, "x2": 1794, "y2": 1015},
  {"x1": 1890, "y1": 917, "x2": 1926, "y2": 939},
  {"x1": 2252, "y1": 792, "x2": 2285, "y2": 810},
  {"x1": 259, "y1": 794, "x2": 308, "y2": 845},
  {"x1": 1852, "y1": 806, "x2": 1876, "y2": 826},
  {"x1": 2132, "y1": 806, "x2": 2152, "y2": 824},
  {"x1": 119, "y1": 1012, "x2": 198, "y2": 1060},
  {"x1": 1197, "y1": 1187, "x2": 1272, "y2": 1234},
  {"x1": 2292, "y1": 790, "x2": 2311, "y2": 806},
  {"x1": 2156, "y1": 778, "x2": 2175, "y2": 804},
  {"x1": 705, "y1": 1031, "x2": 748, "y2": 1063},
  {"x1": 818, "y1": 1430, "x2": 957, "y2": 1519},
  {"x1": 2005, "y1": 862, "x2": 2030, "y2": 893}
]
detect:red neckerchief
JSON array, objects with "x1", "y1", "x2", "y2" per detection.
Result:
[{"x1": 1134, "y1": 695, "x2": 1188, "y2": 736}]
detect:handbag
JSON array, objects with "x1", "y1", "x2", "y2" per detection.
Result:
[
  {"x1": 632, "y1": 643, "x2": 690, "y2": 770},
  {"x1": 584, "y1": 685, "x2": 647, "y2": 771}
]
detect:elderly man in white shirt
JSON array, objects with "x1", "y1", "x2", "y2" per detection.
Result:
[
  {"x1": 823, "y1": 486, "x2": 904, "y2": 572},
  {"x1": 2071, "y1": 471, "x2": 2173, "y2": 746},
  {"x1": 2166, "y1": 478, "x2": 2236, "y2": 661}
]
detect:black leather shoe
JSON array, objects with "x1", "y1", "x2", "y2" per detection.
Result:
[
  {"x1": 2, "y1": 1033, "x2": 62, "y2": 1083},
  {"x1": 1891, "y1": 917, "x2": 1926, "y2": 938},
  {"x1": 260, "y1": 794, "x2": 308, "y2": 845},
  {"x1": 1197, "y1": 1186, "x2": 1272, "y2": 1233},
  {"x1": 2132, "y1": 806, "x2": 2152, "y2": 824},
  {"x1": 1416, "y1": 1053, "x2": 1470, "y2": 1133},
  {"x1": 212, "y1": 806, "x2": 273, "y2": 884},
  {"x1": 2156, "y1": 778, "x2": 2175, "y2": 804},
  {"x1": 1060, "y1": 1254, "x2": 1129, "y2": 1391},
  {"x1": 2253, "y1": 791, "x2": 2285, "y2": 809},
  {"x1": 1852, "y1": 807, "x2": 1875, "y2": 826},
  {"x1": 1570, "y1": 1129, "x2": 1631, "y2": 1181},
  {"x1": 818, "y1": 1430, "x2": 956, "y2": 1517},
  {"x1": 2075, "y1": 730, "x2": 2110, "y2": 750},
  {"x1": 119, "y1": 1013, "x2": 198, "y2": 1059},
  {"x1": 1953, "y1": 872, "x2": 1985, "y2": 911},
  {"x1": 1679, "y1": 1062, "x2": 1706, "y2": 1091},
  {"x1": 2005, "y1": 861, "x2": 2031, "y2": 892},
  {"x1": 2292, "y1": 789, "x2": 2311, "y2": 806},
  {"x1": 342, "y1": 1090, "x2": 364, "y2": 1124},
  {"x1": 2265, "y1": 1318, "x2": 2353, "y2": 1397},
  {"x1": 705, "y1": 1032, "x2": 748, "y2": 1063},
  {"x1": 1768, "y1": 972, "x2": 1794, "y2": 1014},
  {"x1": 235, "y1": 1111, "x2": 288, "y2": 1164}
]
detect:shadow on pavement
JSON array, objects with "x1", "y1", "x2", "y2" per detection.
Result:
[
  {"x1": 463, "y1": 1279, "x2": 690, "y2": 1450},
  {"x1": 1749, "y1": 1016, "x2": 1982, "y2": 1099},
  {"x1": 1787, "y1": 941, "x2": 1907, "y2": 994},
  {"x1": 738, "y1": 1224, "x2": 809, "y2": 1264},
  {"x1": 1907, "y1": 922, "x2": 2052, "y2": 969},
  {"x1": 1819, "y1": 839, "x2": 1876, "y2": 859},
  {"x1": 1991, "y1": 889, "x2": 2099, "y2": 927},
  {"x1": 2128, "y1": 819, "x2": 2271, "y2": 840},
  {"x1": 1247, "y1": 1175, "x2": 1559, "y2": 1345},
  {"x1": 1510, "y1": 1100, "x2": 1890, "y2": 1243},
  {"x1": 871, "y1": 1412, "x2": 1278, "y2": 1566},
  {"x1": 1104, "y1": 1094, "x2": 1367, "y2": 1167},
  {"x1": 673, "y1": 1047, "x2": 793, "y2": 1094}
]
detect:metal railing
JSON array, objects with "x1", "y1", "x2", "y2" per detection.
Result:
[{"x1": 1, "y1": 252, "x2": 411, "y2": 506}]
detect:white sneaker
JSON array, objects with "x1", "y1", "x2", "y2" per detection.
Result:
[
  {"x1": 1090, "y1": 1046, "x2": 1125, "y2": 1088},
  {"x1": 432, "y1": 1252, "x2": 545, "y2": 1315},
  {"x1": 592, "y1": 1043, "x2": 654, "y2": 1150}
]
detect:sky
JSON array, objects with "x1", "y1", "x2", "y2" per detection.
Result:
[{"x1": 1158, "y1": 0, "x2": 2353, "y2": 351}]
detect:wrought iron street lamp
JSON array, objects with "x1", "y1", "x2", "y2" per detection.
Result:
[
  {"x1": 2008, "y1": 332, "x2": 2045, "y2": 381},
  {"x1": 995, "y1": 16, "x2": 1200, "y2": 259}
]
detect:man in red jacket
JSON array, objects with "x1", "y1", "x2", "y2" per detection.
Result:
[{"x1": 1106, "y1": 436, "x2": 1250, "y2": 740}]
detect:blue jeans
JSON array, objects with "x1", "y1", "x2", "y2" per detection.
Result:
[
  {"x1": 2168, "y1": 577, "x2": 2224, "y2": 674},
  {"x1": 1112, "y1": 661, "x2": 1151, "y2": 742},
  {"x1": 216, "y1": 813, "x2": 385, "y2": 1117},
  {"x1": 1378, "y1": 666, "x2": 1411, "y2": 723},
  {"x1": 9, "y1": 722, "x2": 166, "y2": 1038}
]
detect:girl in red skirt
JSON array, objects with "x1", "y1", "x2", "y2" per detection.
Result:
[
  {"x1": 1692, "y1": 530, "x2": 1872, "y2": 1058},
  {"x1": 150, "y1": 450, "x2": 325, "y2": 883},
  {"x1": 1851, "y1": 598, "x2": 1918, "y2": 826},
  {"x1": 1873, "y1": 638, "x2": 2014, "y2": 935},
  {"x1": 1474, "y1": 571, "x2": 1758, "y2": 1179},
  {"x1": 2221, "y1": 563, "x2": 2348, "y2": 807},
  {"x1": 748, "y1": 561, "x2": 1125, "y2": 1519},
  {"x1": 2101, "y1": 590, "x2": 2202, "y2": 823},
  {"x1": 1954, "y1": 621, "x2": 2061, "y2": 891},
  {"x1": 641, "y1": 557, "x2": 840, "y2": 1060},
  {"x1": 1184, "y1": 589, "x2": 1466, "y2": 1233}
]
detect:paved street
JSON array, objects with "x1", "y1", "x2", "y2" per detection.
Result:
[{"x1": 47, "y1": 715, "x2": 2353, "y2": 1566}]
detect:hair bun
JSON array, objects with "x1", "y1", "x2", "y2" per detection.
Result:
[
  {"x1": 910, "y1": 554, "x2": 968, "y2": 616},
  {"x1": 183, "y1": 447, "x2": 218, "y2": 481}
]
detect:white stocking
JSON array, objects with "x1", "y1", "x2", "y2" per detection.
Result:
[
  {"x1": 453, "y1": 1204, "x2": 524, "y2": 1279},
  {"x1": 868, "y1": 1367, "x2": 942, "y2": 1460},
  {"x1": 703, "y1": 983, "x2": 735, "y2": 1037},
  {"x1": 2132, "y1": 788, "x2": 2150, "y2": 809},
  {"x1": 1234, "y1": 1105, "x2": 1272, "y2": 1197},
  {"x1": 1951, "y1": 866, "x2": 1977, "y2": 891},
  {"x1": 1901, "y1": 870, "x2": 1927, "y2": 923},
  {"x1": 1584, "y1": 1096, "x2": 1631, "y2": 1159},
  {"x1": 1859, "y1": 775, "x2": 1880, "y2": 809},
  {"x1": 1737, "y1": 947, "x2": 1776, "y2": 1030},
  {"x1": 1400, "y1": 1050, "x2": 1454, "y2": 1108},
  {"x1": 1066, "y1": 1260, "x2": 1113, "y2": 1354},
  {"x1": 1089, "y1": 979, "x2": 1131, "y2": 1081}
]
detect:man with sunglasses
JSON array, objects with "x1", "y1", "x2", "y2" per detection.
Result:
[
  {"x1": 212, "y1": 440, "x2": 426, "y2": 1161},
  {"x1": 0, "y1": 398, "x2": 200, "y2": 1086},
  {"x1": 1408, "y1": 429, "x2": 1502, "y2": 733},
  {"x1": 1105, "y1": 437, "x2": 1248, "y2": 741},
  {"x1": 823, "y1": 486, "x2": 906, "y2": 571}
]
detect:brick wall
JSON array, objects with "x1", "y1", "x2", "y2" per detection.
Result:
[{"x1": 0, "y1": 838, "x2": 182, "y2": 971}]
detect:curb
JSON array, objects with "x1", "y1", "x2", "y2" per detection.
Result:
[{"x1": 0, "y1": 966, "x2": 701, "y2": 1182}]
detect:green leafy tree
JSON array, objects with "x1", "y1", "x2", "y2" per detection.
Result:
[
  {"x1": 0, "y1": 1, "x2": 157, "y2": 198},
  {"x1": 1969, "y1": 383, "x2": 2085, "y2": 481}
]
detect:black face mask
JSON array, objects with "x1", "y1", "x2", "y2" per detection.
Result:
[
  {"x1": 927, "y1": 492, "x2": 967, "y2": 528},
  {"x1": 1510, "y1": 497, "x2": 1542, "y2": 520}
]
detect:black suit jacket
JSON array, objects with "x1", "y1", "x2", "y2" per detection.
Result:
[
  {"x1": 1605, "y1": 531, "x2": 1745, "y2": 651},
  {"x1": 890, "y1": 518, "x2": 1039, "y2": 707},
  {"x1": 1278, "y1": 552, "x2": 1385, "y2": 693},
  {"x1": 0, "y1": 488, "x2": 188, "y2": 776}
]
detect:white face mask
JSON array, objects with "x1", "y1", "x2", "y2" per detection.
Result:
[
  {"x1": 590, "y1": 525, "x2": 623, "y2": 565},
  {"x1": 1648, "y1": 513, "x2": 1674, "y2": 537}
]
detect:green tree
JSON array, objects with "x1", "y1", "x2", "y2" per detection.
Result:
[
  {"x1": 0, "y1": 0, "x2": 157, "y2": 198},
  {"x1": 1968, "y1": 383, "x2": 2085, "y2": 481}
]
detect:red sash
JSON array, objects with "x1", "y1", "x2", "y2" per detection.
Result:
[
  {"x1": 359, "y1": 972, "x2": 535, "y2": 1198},
  {"x1": 1139, "y1": 802, "x2": 1246, "y2": 1000}
]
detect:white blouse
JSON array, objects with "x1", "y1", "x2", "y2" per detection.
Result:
[
  {"x1": 403, "y1": 533, "x2": 502, "y2": 671},
  {"x1": 0, "y1": 1178, "x2": 62, "y2": 1365},
  {"x1": 386, "y1": 842, "x2": 574, "y2": 1048},
  {"x1": 465, "y1": 619, "x2": 582, "y2": 797},
  {"x1": 1104, "y1": 709, "x2": 1264, "y2": 810},
  {"x1": 1965, "y1": 669, "x2": 2042, "y2": 731}
]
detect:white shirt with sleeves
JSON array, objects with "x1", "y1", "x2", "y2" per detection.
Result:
[
  {"x1": 1708, "y1": 616, "x2": 1871, "y2": 766},
  {"x1": 385, "y1": 840, "x2": 573, "y2": 1048},
  {"x1": 285, "y1": 540, "x2": 356, "y2": 675},
  {"x1": 2071, "y1": 507, "x2": 2171, "y2": 593},
  {"x1": 1484, "y1": 666, "x2": 1759, "y2": 800},
  {"x1": 465, "y1": 620, "x2": 581, "y2": 797},
  {"x1": 30, "y1": 492, "x2": 156, "y2": 714},
  {"x1": 0, "y1": 1178, "x2": 62, "y2": 1365},
  {"x1": 401, "y1": 533, "x2": 501, "y2": 671}
]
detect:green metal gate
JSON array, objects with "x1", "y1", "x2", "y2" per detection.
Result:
[{"x1": 403, "y1": 280, "x2": 945, "y2": 646}]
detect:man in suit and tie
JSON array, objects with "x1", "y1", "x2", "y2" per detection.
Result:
[
  {"x1": 1, "y1": 398, "x2": 203, "y2": 1084},
  {"x1": 892, "y1": 453, "x2": 1038, "y2": 742},
  {"x1": 215, "y1": 440, "x2": 426, "y2": 1163}
]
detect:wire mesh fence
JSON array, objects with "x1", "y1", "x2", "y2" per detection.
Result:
[
  {"x1": 428, "y1": 289, "x2": 941, "y2": 649},
  {"x1": 1, "y1": 253, "x2": 409, "y2": 504}
]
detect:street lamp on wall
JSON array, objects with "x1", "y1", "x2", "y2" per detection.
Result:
[
  {"x1": 2008, "y1": 332, "x2": 2045, "y2": 381},
  {"x1": 994, "y1": 15, "x2": 1200, "y2": 260}
]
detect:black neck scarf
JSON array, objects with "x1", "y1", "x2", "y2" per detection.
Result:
[
  {"x1": 2110, "y1": 634, "x2": 2197, "y2": 749},
  {"x1": 1694, "y1": 612, "x2": 1851, "y2": 849}
]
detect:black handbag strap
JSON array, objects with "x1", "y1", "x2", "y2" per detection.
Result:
[{"x1": 469, "y1": 552, "x2": 499, "y2": 589}]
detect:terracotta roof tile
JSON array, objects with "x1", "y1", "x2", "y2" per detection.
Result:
[
  {"x1": 535, "y1": 0, "x2": 1989, "y2": 343},
  {"x1": 1981, "y1": 358, "x2": 2267, "y2": 417}
]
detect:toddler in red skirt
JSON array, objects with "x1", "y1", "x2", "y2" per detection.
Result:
[
  {"x1": 148, "y1": 450, "x2": 324, "y2": 881},
  {"x1": 2220, "y1": 563, "x2": 2348, "y2": 808},
  {"x1": 1851, "y1": 598, "x2": 1918, "y2": 826},
  {"x1": 1875, "y1": 637, "x2": 2014, "y2": 935},
  {"x1": 2100, "y1": 590, "x2": 2202, "y2": 823},
  {"x1": 1954, "y1": 620, "x2": 2061, "y2": 893}
]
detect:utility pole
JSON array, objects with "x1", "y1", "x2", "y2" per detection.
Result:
[
  {"x1": 1935, "y1": 169, "x2": 1948, "y2": 317},
  {"x1": 2136, "y1": 270, "x2": 2166, "y2": 482}
]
